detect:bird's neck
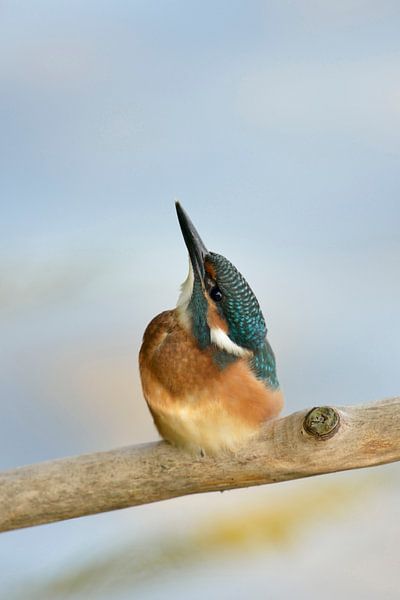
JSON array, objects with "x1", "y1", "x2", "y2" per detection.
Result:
[
  {"x1": 187, "y1": 278, "x2": 210, "y2": 349},
  {"x1": 176, "y1": 278, "x2": 279, "y2": 390},
  {"x1": 187, "y1": 304, "x2": 279, "y2": 390},
  {"x1": 249, "y1": 341, "x2": 279, "y2": 389}
]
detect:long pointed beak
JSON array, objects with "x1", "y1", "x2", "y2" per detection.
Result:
[{"x1": 175, "y1": 202, "x2": 208, "y2": 279}]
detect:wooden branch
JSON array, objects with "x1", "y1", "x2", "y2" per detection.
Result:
[{"x1": 1, "y1": 397, "x2": 400, "y2": 534}]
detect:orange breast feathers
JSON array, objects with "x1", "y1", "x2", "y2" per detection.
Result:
[{"x1": 139, "y1": 310, "x2": 283, "y2": 455}]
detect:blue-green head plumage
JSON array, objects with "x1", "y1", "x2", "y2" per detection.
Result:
[
  {"x1": 205, "y1": 252, "x2": 266, "y2": 350},
  {"x1": 176, "y1": 203, "x2": 279, "y2": 390}
]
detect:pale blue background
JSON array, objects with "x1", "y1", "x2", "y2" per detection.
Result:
[{"x1": 1, "y1": 2, "x2": 399, "y2": 598}]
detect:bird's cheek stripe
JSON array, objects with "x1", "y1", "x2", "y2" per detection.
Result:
[
  {"x1": 206, "y1": 301, "x2": 228, "y2": 332},
  {"x1": 204, "y1": 260, "x2": 217, "y2": 279},
  {"x1": 210, "y1": 327, "x2": 250, "y2": 357}
]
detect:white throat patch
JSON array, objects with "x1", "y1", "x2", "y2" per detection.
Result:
[
  {"x1": 176, "y1": 260, "x2": 194, "y2": 329},
  {"x1": 177, "y1": 260, "x2": 194, "y2": 310}
]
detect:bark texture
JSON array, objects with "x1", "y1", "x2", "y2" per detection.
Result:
[{"x1": 1, "y1": 397, "x2": 399, "y2": 533}]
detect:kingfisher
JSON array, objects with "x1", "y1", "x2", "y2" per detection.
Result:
[{"x1": 139, "y1": 203, "x2": 283, "y2": 455}]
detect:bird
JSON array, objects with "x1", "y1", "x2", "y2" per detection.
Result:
[{"x1": 139, "y1": 203, "x2": 283, "y2": 455}]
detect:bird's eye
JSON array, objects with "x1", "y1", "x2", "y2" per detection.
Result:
[{"x1": 209, "y1": 285, "x2": 223, "y2": 302}]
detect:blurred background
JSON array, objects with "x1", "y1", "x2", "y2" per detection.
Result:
[{"x1": 1, "y1": 1, "x2": 399, "y2": 598}]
